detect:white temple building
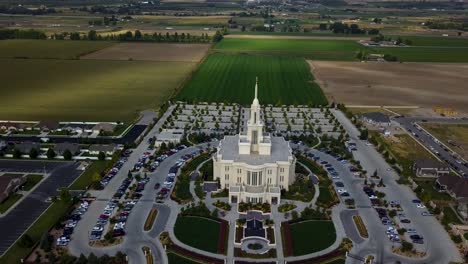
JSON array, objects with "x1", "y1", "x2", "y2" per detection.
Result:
[{"x1": 213, "y1": 78, "x2": 296, "y2": 204}]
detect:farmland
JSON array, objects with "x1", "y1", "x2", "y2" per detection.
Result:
[
  {"x1": 214, "y1": 38, "x2": 362, "y2": 61},
  {"x1": 215, "y1": 37, "x2": 468, "y2": 63},
  {"x1": 310, "y1": 61, "x2": 468, "y2": 112},
  {"x1": 369, "y1": 46, "x2": 468, "y2": 63},
  {"x1": 176, "y1": 53, "x2": 328, "y2": 106},
  {"x1": 0, "y1": 59, "x2": 195, "y2": 122},
  {"x1": 82, "y1": 42, "x2": 210, "y2": 62},
  {"x1": 0, "y1": 39, "x2": 113, "y2": 59}
]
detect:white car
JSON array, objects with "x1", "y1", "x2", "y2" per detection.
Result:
[
  {"x1": 337, "y1": 189, "x2": 347, "y2": 194},
  {"x1": 93, "y1": 226, "x2": 104, "y2": 232},
  {"x1": 416, "y1": 204, "x2": 426, "y2": 209},
  {"x1": 407, "y1": 228, "x2": 417, "y2": 233}
]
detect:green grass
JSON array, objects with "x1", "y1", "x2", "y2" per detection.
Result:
[
  {"x1": 390, "y1": 36, "x2": 468, "y2": 47},
  {"x1": 22, "y1": 174, "x2": 44, "y2": 191},
  {"x1": 215, "y1": 38, "x2": 361, "y2": 61},
  {"x1": 413, "y1": 180, "x2": 453, "y2": 201},
  {"x1": 177, "y1": 53, "x2": 327, "y2": 105},
  {"x1": 370, "y1": 46, "x2": 468, "y2": 63},
  {"x1": 290, "y1": 220, "x2": 336, "y2": 256},
  {"x1": 167, "y1": 252, "x2": 201, "y2": 264},
  {"x1": 0, "y1": 39, "x2": 113, "y2": 59},
  {"x1": 215, "y1": 37, "x2": 468, "y2": 63},
  {"x1": 0, "y1": 200, "x2": 71, "y2": 263},
  {"x1": 0, "y1": 59, "x2": 195, "y2": 122},
  {"x1": 0, "y1": 193, "x2": 23, "y2": 213},
  {"x1": 174, "y1": 216, "x2": 220, "y2": 253},
  {"x1": 68, "y1": 160, "x2": 109, "y2": 190},
  {"x1": 442, "y1": 206, "x2": 463, "y2": 226}
]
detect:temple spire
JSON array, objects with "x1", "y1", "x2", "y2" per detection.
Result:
[{"x1": 255, "y1": 77, "x2": 258, "y2": 100}]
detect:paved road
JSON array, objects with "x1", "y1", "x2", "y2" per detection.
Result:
[
  {"x1": 0, "y1": 160, "x2": 82, "y2": 255},
  {"x1": 396, "y1": 117, "x2": 468, "y2": 176},
  {"x1": 333, "y1": 110, "x2": 462, "y2": 264},
  {"x1": 67, "y1": 105, "x2": 176, "y2": 262}
]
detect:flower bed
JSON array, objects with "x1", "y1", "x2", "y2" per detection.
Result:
[
  {"x1": 213, "y1": 200, "x2": 232, "y2": 211},
  {"x1": 217, "y1": 219, "x2": 229, "y2": 254},
  {"x1": 144, "y1": 208, "x2": 158, "y2": 231},
  {"x1": 353, "y1": 215, "x2": 368, "y2": 238},
  {"x1": 266, "y1": 227, "x2": 275, "y2": 244},
  {"x1": 234, "y1": 248, "x2": 277, "y2": 259},
  {"x1": 238, "y1": 202, "x2": 271, "y2": 213},
  {"x1": 278, "y1": 203, "x2": 297, "y2": 213},
  {"x1": 281, "y1": 222, "x2": 293, "y2": 257},
  {"x1": 235, "y1": 226, "x2": 244, "y2": 243}
]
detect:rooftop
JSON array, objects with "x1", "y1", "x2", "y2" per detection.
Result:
[
  {"x1": 362, "y1": 112, "x2": 390, "y2": 123},
  {"x1": 218, "y1": 134, "x2": 292, "y2": 165}
]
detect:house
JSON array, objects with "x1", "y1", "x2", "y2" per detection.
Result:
[
  {"x1": 0, "y1": 122, "x2": 31, "y2": 132},
  {"x1": 361, "y1": 112, "x2": 391, "y2": 126},
  {"x1": 0, "y1": 175, "x2": 27, "y2": 203},
  {"x1": 436, "y1": 174, "x2": 468, "y2": 198},
  {"x1": 92, "y1": 123, "x2": 116, "y2": 134},
  {"x1": 413, "y1": 158, "x2": 450, "y2": 177},
  {"x1": 436, "y1": 174, "x2": 468, "y2": 222},
  {"x1": 15, "y1": 142, "x2": 40, "y2": 153},
  {"x1": 155, "y1": 129, "x2": 184, "y2": 147},
  {"x1": 89, "y1": 144, "x2": 117, "y2": 156},
  {"x1": 54, "y1": 142, "x2": 80, "y2": 155},
  {"x1": 62, "y1": 125, "x2": 84, "y2": 134},
  {"x1": 37, "y1": 120, "x2": 60, "y2": 132}
]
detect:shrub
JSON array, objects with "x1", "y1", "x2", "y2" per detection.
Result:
[{"x1": 401, "y1": 241, "x2": 413, "y2": 252}]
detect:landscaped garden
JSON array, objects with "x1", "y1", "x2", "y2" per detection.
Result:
[
  {"x1": 22, "y1": 174, "x2": 44, "y2": 191},
  {"x1": 0, "y1": 193, "x2": 23, "y2": 213},
  {"x1": 238, "y1": 202, "x2": 271, "y2": 213},
  {"x1": 281, "y1": 174, "x2": 315, "y2": 202},
  {"x1": 282, "y1": 220, "x2": 336, "y2": 256}
]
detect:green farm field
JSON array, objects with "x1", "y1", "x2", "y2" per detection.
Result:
[
  {"x1": 392, "y1": 36, "x2": 468, "y2": 47},
  {"x1": 215, "y1": 37, "x2": 468, "y2": 62},
  {"x1": 214, "y1": 38, "x2": 361, "y2": 61},
  {"x1": 370, "y1": 46, "x2": 468, "y2": 63},
  {"x1": 0, "y1": 59, "x2": 195, "y2": 122},
  {"x1": 0, "y1": 39, "x2": 113, "y2": 59},
  {"x1": 176, "y1": 53, "x2": 328, "y2": 105}
]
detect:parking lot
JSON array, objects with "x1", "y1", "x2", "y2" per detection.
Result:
[{"x1": 0, "y1": 160, "x2": 82, "y2": 255}]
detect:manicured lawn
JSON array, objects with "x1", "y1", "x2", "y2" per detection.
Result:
[
  {"x1": 0, "y1": 39, "x2": 113, "y2": 59},
  {"x1": 0, "y1": 193, "x2": 23, "y2": 213},
  {"x1": 174, "y1": 216, "x2": 221, "y2": 253},
  {"x1": 167, "y1": 252, "x2": 201, "y2": 264},
  {"x1": 442, "y1": 206, "x2": 463, "y2": 226},
  {"x1": 413, "y1": 179, "x2": 453, "y2": 201},
  {"x1": 22, "y1": 174, "x2": 44, "y2": 191},
  {"x1": 68, "y1": 160, "x2": 109, "y2": 190},
  {"x1": 0, "y1": 58, "x2": 194, "y2": 122},
  {"x1": 177, "y1": 53, "x2": 327, "y2": 106},
  {"x1": 0, "y1": 200, "x2": 71, "y2": 263},
  {"x1": 289, "y1": 220, "x2": 336, "y2": 256},
  {"x1": 215, "y1": 38, "x2": 361, "y2": 61}
]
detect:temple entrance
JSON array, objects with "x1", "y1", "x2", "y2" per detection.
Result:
[
  {"x1": 271, "y1": 197, "x2": 278, "y2": 205},
  {"x1": 231, "y1": 195, "x2": 238, "y2": 203}
]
